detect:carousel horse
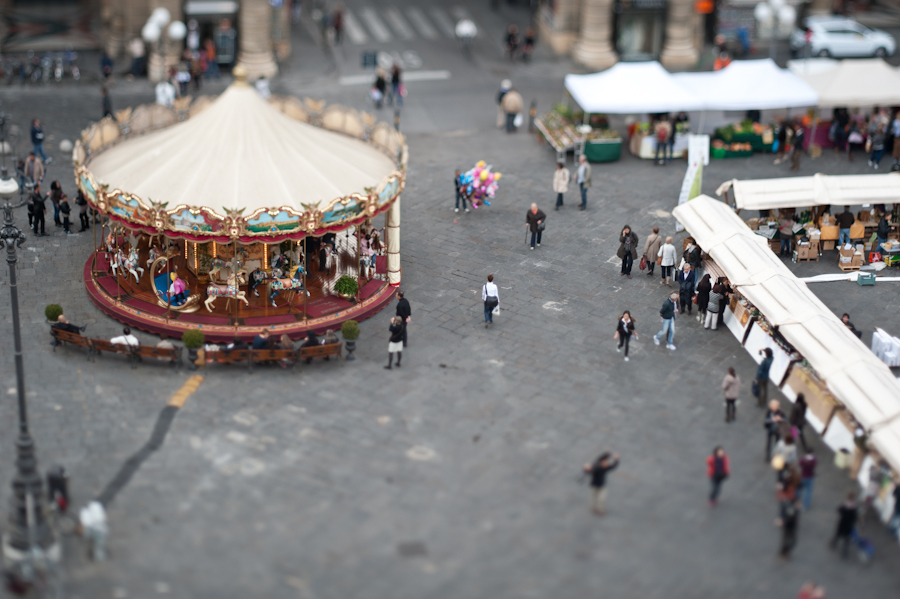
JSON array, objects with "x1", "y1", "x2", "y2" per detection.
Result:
[
  {"x1": 146, "y1": 246, "x2": 160, "y2": 269},
  {"x1": 271, "y1": 253, "x2": 290, "y2": 272},
  {"x1": 268, "y1": 265, "x2": 309, "y2": 307},
  {"x1": 204, "y1": 271, "x2": 250, "y2": 312},
  {"x1": 110, "y1": 248, "x2": 144, "y2": 283},
  {"x1": 249, "y1": 268, "x2": 268, "y2": 297},
  {"x1": 208, "y1": 257, "x2": 245, "y2": 283}
]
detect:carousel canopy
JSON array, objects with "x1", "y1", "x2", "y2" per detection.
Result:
[{"x1": 87, "y1": 81, "x2": 397, "y2": 215}]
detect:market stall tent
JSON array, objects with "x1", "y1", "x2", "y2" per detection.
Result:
[
  {"x1": 795, "y1": 58, "x2": 900, "y2": 108},
  {"x1": 719, "y1": 172, "x2": 900, "y2": 211},
  {"x1": 673, "y1": 59, "x2": 819, "y2": 111},
  {"x1": 563, "y1": 61, "x2": 706, "y2": 114},
  {"x1": 786, "y1": 57, "x2": 840, "y2": 76}
]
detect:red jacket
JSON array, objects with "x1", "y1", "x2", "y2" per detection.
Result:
[{"x1": 706, "y1": 454, "x2": 730, "y2": 478}]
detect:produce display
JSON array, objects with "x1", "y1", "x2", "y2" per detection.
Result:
[
  {"x1": 712, "y1": 140, "x2": 753, "y2": 152},
  {"x1": 586, "y1": 128, "x2": 621, "y2": 141},
  {"x1": 535, "y1": 109, "x2": 579, "y2": 151}
]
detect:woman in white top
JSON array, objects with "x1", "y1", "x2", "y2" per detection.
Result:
[
  {"x1": 482, "y1": 274, "x2": 499, "y2": 328},
  {"x1": 657, "y1": 236, "x2": 677, "y2": 287}
]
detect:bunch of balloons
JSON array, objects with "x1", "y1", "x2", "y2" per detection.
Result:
[{"x1": 459, "y1": 161, "x2": 502, "y2": 208}]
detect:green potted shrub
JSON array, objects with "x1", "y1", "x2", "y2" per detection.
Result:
[
  {"x1": 182, "y1": 329, "x2": 205, "y2": 370},
  {"x1": 341, "y1": 319, "x2": 360, "y2": 361},
  {"x1": 45, "y1": 304, "x2": 63, "y2": 323},
  {"x1": 334, "y1": 275, "x2": 359, "y2": 300}
]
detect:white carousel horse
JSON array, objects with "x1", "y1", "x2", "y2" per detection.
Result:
[
  {"x1": 268, "y1": 266, "x2": 309, "y2": 307},
  {"x1": 204, "y1": 271, "x2": 250, "y2": 312},
  {"x1": 146, "y1": 246, "x2": 159, "y2": 269},
  {"x1": 111, "y1": 248, "x2": 144, "y2": 283},
  {"x1": 208, "y1": 257, "x2": 244, "y2": 283}
]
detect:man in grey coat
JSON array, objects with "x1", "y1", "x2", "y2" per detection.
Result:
[{"x1": 576, "y1": 155, "x2": 592, "y2": 211}]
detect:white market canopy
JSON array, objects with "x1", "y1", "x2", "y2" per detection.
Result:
[
  {"x1": 795, "y1": 58, "x2": 900, "y2": 108},
  {"x1": 564, "y1": 61, "x2": 706, "y2": 114},
  {"x1": 88, "y1": 83, "x2": 398, "y2": 214},
  {"x1": 673, "y1": 59, "x2": 819, "y2": 111},
  {"x1": 674, "y1": 195, "x2": 900, "y2": 474},
  {"x1": 718, "y1": 173, "x2": 900, "y2": 211}
]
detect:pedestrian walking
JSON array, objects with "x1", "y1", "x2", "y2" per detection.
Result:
[
  {"x1": 496, "y1": 79, "x2": 511, "y2": 129},
  {"x1": 653, "y1": 291, "x2": 679, "y2": 350},
  {"x1": 23, "y1": 152, "x2": 43, "y2": 189},
  {"x1": 384, "y1": 316, "x2": 404, "y2": 369},
  {"x1": 526, "y1": 203, "x2": 546, "y2": 250},
  {"x1": 59, "y1": 193, "x2": 71, "y2": 234},
  {"x1": 614, "y1": 310, "x2": 637, "y2": 361},
  {"x1": 332, "y1": 3, "x2": 344, "y2": 45},
  {"x1": 583, "y1": 452, "x2": 619, "y2": 516},
  {"x1": 504, "y1": 24, "x2": 519, "y2": 61},
  {"x1": 830, "y1": 493, "x2": 858, "y2": 559},
  {"x1": 706, "y1": 446, "x2": 730, "y2": 506},
  {"x1": 454, "y1": 169, "x2": 469, "y2": 213},
  {"x1": 576, "y1": 155, "x2": 592, "y2": 210},
  {"x1": 764, "y1": 399, "x2": 786, "y2": 462},
  {"x1": 704, "y1": 283, "x2": 722, "y2": 330},
  {"x1": 76, "y1": 189, "x2": 90, "y2": 232},
  {"x1": 778, "y1": 495, "x2": 801, "y2": 561},
  {"x1": 774, "y1": 118, "x2": 788, "y2": 164},
  {"x1": 372, "y1": 69, "x2": 387, "y2": 109},
  {"x1": 755, "y1": 348, "x2": 774, "y2": 407},
  {"x1": 552, "y1": 161, "x2": 570, "y2": 210},
  {"x1": 395, "y1": 290, "x2": 411, "y2": 347},
  {"x1": 657, "y1": 236, "x2": 677, "y2": 286},
  {"x1": 675, "y1": 264, "x2": 695, "y2": 315},
  {"x1": 799, "y1": 447, "x2": 817, "y2": 510},
  {"x1": 482, "y1": 274, "x2": 499, "y2": 328},
  {"x1": 49, "y1": 180, "x2": 63, "y2": 227},
  {"x1": 500, "y1": 86, "x2": 524, "y2": 133},
  {"x1": 654, "y1": 115, "x2": 671, "y2": 165},
  {"x1": 642, "y1": 226, "x2": 662, "y2": 276},
  {"x1": 695, "y1": 274, "x2": 711, "y2": 323},
  {"x1": 869, "y1": 125, "x2": 886, "y2": 169},
  {"x1": 387, "y1": 64, "x2": 403, "y2": 107},
  {"x1": 30, "y1": 182, "x2": 46, "y2": 236},
  {"x1": 617, "y1": 225, "x2": 638, "y2": 278},
  {"x1": 774, "y1": 435, "x2": 799, "y2": 469},
  {"x1": 790, "y1": 394, "x2": 809, "y2": 451},
  {"x1": 790, "y1": 121, "x2": 805, "y2": 171},
  {"x1": 31, "y1": 118, "x2": 49, "y2": 163},
  {"x1": 722, "y1": 366, "x2": 740, "y2": 422}
]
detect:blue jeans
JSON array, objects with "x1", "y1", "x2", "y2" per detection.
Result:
[
  {"x1": 555, "y1": 192, "x2": 563, "y2": 208},
  {"x1": 838, "y1": 228, "x2": 851, "y2": 246},
  {"x1": 800, "y1": 477, "x2": 815, "y2": 510},
  {"x1": 484, "y1": 303, "x2": 493, "y2": 323},
  {"x1": 871, "y1": 148, "x2": 885, "y2": 165},
  {"x1": 579, "y1": 182, "x2": 587, "y2": 207},
  {"x1": 455, "y1": 191, "x2": 468, "y2": 210},
  {"x1": 53, "y1": 203, "x2": 61, "y2": 224},
  {"x1": 655, "y1": 318, "x2": 674, "y2": 345},
  {"x1": 33, "y1": 142, "x2": 47, "y2": 163},
  {"x1": 780, "y1": 238, "x2": 791, "y2": 255},
  {"x1": 389, "y1": 83, "x2": 403, "y2": 106},
  {"x1": 530, "y1": 230, "x2": 542, "y2": 248}
]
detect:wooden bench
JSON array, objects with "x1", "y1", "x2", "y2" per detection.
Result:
[
  {"x1": 134, "y1": 345, "x2": 183, "y2": 369},
  {"x1": 91, "y1": 339, "x2": 142, "y2": 368},
  {"x1": 297, "y1": 342, "x2": 342, "y2": 362},
  {"x1": 50, "y1": 328, "x2": 94, "y2": 359}
]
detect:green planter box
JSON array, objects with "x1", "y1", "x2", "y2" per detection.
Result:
[
  {"x1": 711, "y1": 147, "x2": 753, "y2": 159},
  {"x1": 584, "y1": 138, "x2": 622, "y2": 163}
]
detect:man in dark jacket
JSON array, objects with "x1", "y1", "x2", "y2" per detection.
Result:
[
  {"x1": 675, "y1": 264, "x2": 696, "y2": 315},
  {"x1": 526, "y1": 203, "x2": 546, "y2": 250},
  {"x1": 30, "y1": 183, "x2": 46, "y2": 236},
  {"x1": 31, "y1": 118, "x2": 48, "y2": 163},
  {"x1": 836, "y1": 206, "x2": 855, "y2": 247},
  {"x1": 653, "y1": 291, "x2": 679, "y2": 350},
  {"x1": 583, "y1": 452, "x2": 619, "y2": 516},
  {"x1": 876, "y1": 213, "x2": 895, "y2": 254},
  {"x1": 778, "y1": 496, "x2": 801, "y2": 561},
  {"x1": 764, "y1": 399, "x2": 785, "y2": 462},
  {"x1": 395, "y1": 290, "x2": 411, "y2": 347},
  {"x1": 617, "y1": 225, "x2": 638, "y2": 278},
  {"x1": 755, "y1": 347, "x2": 774, "y2": 407},
  {"x1": 51, "y1": 314, "x2": 85, "y2": 335},
  {"x1": 831, "y1": 493, "x2": 858, "y2": 559}
]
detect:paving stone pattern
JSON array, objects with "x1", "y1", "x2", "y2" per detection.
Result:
[{"x1": 0, "y1": 8, "x2": 899, "y2": 598}]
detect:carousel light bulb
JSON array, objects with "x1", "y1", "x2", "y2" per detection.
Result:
[
  {"x1": 193, "y1": 242, "x2": 198, "y2": 271},
  {"x1": 184, "y1": 242, "x2": 188, "y2": 260},
  {"x1": 212, "y1": 243, "x2": 217, "y2": 258},
  {"x1": 264, "y1": 244, "x2": 268, "y2": 269}
]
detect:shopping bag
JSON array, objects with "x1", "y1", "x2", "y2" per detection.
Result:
[
  {"x1": 639, "y1": 255, "x2": 647, "y2": 271},
  {"x1": 513, "y1": 113, "x2": 523, "y2": 128},
  {"x1": 369, "y1": 87, "x2": 383, "y2": 102},
  {"x1": 492, "y1": 306, "x2": 500, "y2": 316},
  {"x1": 399, "y1": 83, "x2": 407, "y2": 97}
]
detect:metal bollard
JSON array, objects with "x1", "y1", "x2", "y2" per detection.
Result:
[
  {"x1": 528, "y1": 100, "x2": 537, "y2": 134},
  {"x1": 394, "y1": 109, "x2": 400, "y2": 132}
]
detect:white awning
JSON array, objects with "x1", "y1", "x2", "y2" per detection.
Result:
[
  {"x1": 564, "y1": 61, "x2": 707, "y2": 114},
  {"x1": 724, "y1": 173, "x2": 900, "y2": 211},
  {"x1": 795, "y1": 58, "x2": 900, "y2": 108}
]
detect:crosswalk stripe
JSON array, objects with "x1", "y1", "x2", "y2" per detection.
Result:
[
  {"x1": 384, "y1": 7, "x2": 415, "y2": 41},
  {"x1": 343, "y1": 9, "x2": 369, "y2": 45},
  {"x1": 449, "y1": 6, "x2": 472, "y2": 21},
  {"x1": 429, "y1": 7, "x2": 457, "y2": 39},
  {"x1": 406, "y1": 7, "x2": 438, "y2": 40},
  {"x1": 358, "y1": 7, "x2": 392, "y2": 43},
  {"x1": 339, "y1": 70, "x2": 451, "y2": 86}
]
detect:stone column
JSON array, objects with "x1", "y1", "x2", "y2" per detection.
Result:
[
  {"x1": 146, "y1": 0, "x2": 184, "y2": 83},
  {"x1": 661, "y1": 0, "x2": 699, "y2": 69},
  {"x1": 237, "y1": 0, "x2": 278, "y2": 80},
  {"x1": 272, "y1": 1, "x2": 291, "y2": 63},
  {"x1": 572, "y1": 0, "x2": 618, "y2": 70},
  {"x1": 386, "y1": 198, "x2": 401, "y2": 286}
]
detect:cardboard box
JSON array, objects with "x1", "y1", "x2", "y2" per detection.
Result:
[
  {"x1": 768, "y1": 239, "x2": 781, "y2": 253},
  {"x1": 820, "y1": 225, "x2": 839, "y2": 240},
  {"x1": 849, "y1": 222, "x2": 865, "y2": 239},
  {"x1": 798, "y1": 247, "x2": 810, "y2": 259},
  {"x1": 746, "y1": 218, "x2": 759, "y2": 231},
  {"x1": 859, "y1": 210, "x2": 871, "y2": 221},
  {"x1": 822, "y1": 240, "x2": 835, "y2": 251}
]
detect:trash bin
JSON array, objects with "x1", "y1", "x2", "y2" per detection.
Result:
[{"x1": 47, "y1": 465, "x2": 69, "y2": 510}]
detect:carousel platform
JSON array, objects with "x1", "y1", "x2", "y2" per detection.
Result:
[{"x1": 84, "y1": 251, "x2": 396, "y2": 343}]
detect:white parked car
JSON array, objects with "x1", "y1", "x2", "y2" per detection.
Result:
[{"x1": 790, "y1": 16, "x2": 896, "y2": 58}]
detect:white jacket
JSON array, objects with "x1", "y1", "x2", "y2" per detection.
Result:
[
  {"x1": 658, "y1": 243, "x2": 677, "y2": 267},
  {"x1": 553, "y1": 168, "x2": 570, "y2": 193}
]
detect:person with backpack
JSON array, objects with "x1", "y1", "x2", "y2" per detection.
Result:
[
  {"x1": 30, "y1": 182, "x2": 46, "y2": 236},
  {"x1": 482, "y1": 274, "x2": 499, "y2": 328},
  {"x1": 706, "y1": 446, "x2": 730, "y2": 506},
  {"x1": 654, "y1": 115, "x2": 671, "y2": 166}
]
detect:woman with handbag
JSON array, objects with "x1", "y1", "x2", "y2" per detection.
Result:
[
  {"x1": 617, "y1": 225, "x2": 638, "y2": 279},
  {"x1": 695, "y1": 274, "x2": 712, "y2": 324},
  {"x1": 722, "y1": 366, "x2": 740, "y2": 422},
  {"x1": 657, "y1": 236, "x2": 677, "y2": 287},
  {"x1": 613, "y1": 310, "x2": 637, "y2": 362},
  {"x1": 525, "y1": 203, "x2": 546, "y2": 250},
  {"x1": 642, "y1": 226, "x2": 661, "y2": 276},
  {"x1": 482, "y1": 274, "x2": 500, "y2": 328}
]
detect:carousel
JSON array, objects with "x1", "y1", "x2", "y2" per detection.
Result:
[{"x1": 74, "y1": 67, "x2": 407, "y2": 342}]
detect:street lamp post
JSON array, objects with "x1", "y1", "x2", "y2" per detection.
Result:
[{"x1": 0, "y1": 115, "x2": 59, "y2": 580}]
